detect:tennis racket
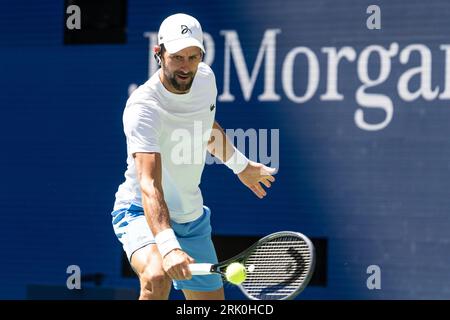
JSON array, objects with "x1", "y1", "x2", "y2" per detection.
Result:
[{"x1": 189, "y1": 231, "x2": 315, "y2": 300}]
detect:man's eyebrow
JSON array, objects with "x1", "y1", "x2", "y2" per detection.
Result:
[{"x1": 169, "y1": 52, "x2": 200, "y2": 58}]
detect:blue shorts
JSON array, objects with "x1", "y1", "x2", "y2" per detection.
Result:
[{"x1": 111, "y1": 204, "x2": 223, "y2": 292}]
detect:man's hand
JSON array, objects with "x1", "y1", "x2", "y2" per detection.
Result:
[
  {"x1": 238, "y1": 161, "x2": 277, "y2": 199},
  {"x1": 162, "y1": 249, "x2": 195, "y2": 280}
]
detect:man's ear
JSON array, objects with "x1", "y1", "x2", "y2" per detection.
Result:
[{"x1": 153, "y1": 45, "x2": 162, "y2": 66}]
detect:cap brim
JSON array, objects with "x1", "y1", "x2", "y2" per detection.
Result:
[{"x1": 164, "y1": 37, "x2": 205, "y2": 54}]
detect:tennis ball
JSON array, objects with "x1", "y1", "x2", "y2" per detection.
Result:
[{"x1": 225, "y1": 262, "x2": 247, "y2": 285}]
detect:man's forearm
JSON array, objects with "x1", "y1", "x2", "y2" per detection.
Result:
[
  {"x1": 207, "y1": 121, "x2": 236, "y2": 163},
  {"x1": 140, "y1": 181, "x2": 171, "y2": 236},
  {"x1": 141, "y1": 182, "x2": 182, "y2": 257},
  {"x1": 208, "y1": 121, "x2": 250, "y2": 174}
]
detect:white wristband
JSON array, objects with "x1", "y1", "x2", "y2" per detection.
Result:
[
  {"x1": 224, "y1": 148, "x2": 249, "y2": 174},
  {"x1": 154, "y1": 228, "x2": 181, "y2": 258}
]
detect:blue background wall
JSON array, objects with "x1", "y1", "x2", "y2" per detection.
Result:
[{"x1": 0, "y1": 0, "x2": 449, "y2": 299}]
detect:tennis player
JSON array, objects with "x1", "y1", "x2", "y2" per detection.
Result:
[{"x1": 111, "y1": 13, "x2": 277, "y2": 300}]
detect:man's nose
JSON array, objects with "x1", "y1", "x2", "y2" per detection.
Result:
[{"x1": 178, "y1": 61, "x2": 190, "y2": 73}]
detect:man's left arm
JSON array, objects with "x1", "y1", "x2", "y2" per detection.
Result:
[{"x1": 207, "y1": 121, "x2": 277, "y2": 199}]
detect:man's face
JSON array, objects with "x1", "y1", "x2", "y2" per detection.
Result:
[{"x1": 160, "y1": 46, "x2": 203, "y2": 94}]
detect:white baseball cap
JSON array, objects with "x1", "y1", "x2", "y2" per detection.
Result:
[{"x1": 158, "y1": 13, "x2": 205, "y2": 54}]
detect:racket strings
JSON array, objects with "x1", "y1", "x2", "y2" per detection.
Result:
[{"x1": 241, "y1": 235, "x2": 313, "y2": 300}]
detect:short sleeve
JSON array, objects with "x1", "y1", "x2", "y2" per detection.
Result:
[{"x1": 123, "y1": 103, "x2": 161, "y2": 155}]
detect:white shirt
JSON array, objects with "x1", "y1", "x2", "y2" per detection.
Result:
[{"x1": 114, "y1": 62, "x2": 217, "y2": 223}]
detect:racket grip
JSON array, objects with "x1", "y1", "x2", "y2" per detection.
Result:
[{"x1": 189, "y1": 263, "x2": 214, "y2": 275}]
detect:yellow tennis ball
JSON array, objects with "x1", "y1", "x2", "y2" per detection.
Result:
[{"x1": 225, "y1": 262, "x2": 247, "y2": 285}]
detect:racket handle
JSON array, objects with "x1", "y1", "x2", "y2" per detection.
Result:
[{"x1": 189, "y1": 263, "x2": 214, "y2": 275}]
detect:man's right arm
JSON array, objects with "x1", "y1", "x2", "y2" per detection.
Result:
[
  {"x1": 134, "y1": 152, "x2": 194, "y2": 280},
  {"x1": 135, "y1": 152, "x2": 170, "y2": 234}
]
